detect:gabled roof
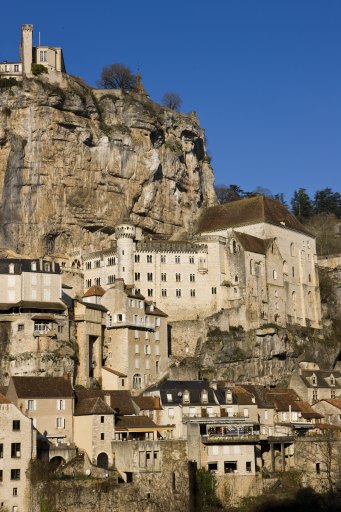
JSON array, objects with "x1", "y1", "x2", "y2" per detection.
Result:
[
  {"x1": 10, "y1": 376, "x2": 73, "y2": 398},
  {"x1": 144, "y1": 302, "x2": 168, "y2": 317},
  {"x1": 74, "y1": 397, "x2": 114, "y2": 416},
  {"x1": 0, "y1": 258, "x2": 61, "y2": 275},
  {"x1": 75, "y1": 389, "x2": 136, "y2": 415},
  {"x1": 115, "y1": 415, "x2": 159, "y2": 431},
  {"x1": 196, "y1": 196, "x2": 312, "y2": 236},
  {"x1": 314, "y1": 399, "x2": 341, "y2": 410},
  {"x1": 149, "y1": 380, "x2": 217, "y2": 406},
  {"x1": 133, "y1": 396, "x2": 162, "y2": 411},
  {"x1": 299, "y1": 370, "x2": 341, "y2": 388},
  {"x1": 215, "y1": 384, "x2": 256, "y2": 406},
  {"x1": 83, "y1": 285, "x2": 105, "y2": 298},
  {"x1": 234, "y1": 232, "x2": 272, "y2": 255},
  {"x1": 240, "y1": 385, "x2": 274, "y2": 408}
]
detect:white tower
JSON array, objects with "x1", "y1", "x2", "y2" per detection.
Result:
[
  {"x1": 20, "y1": 24, "x2": 33, "y2": 75},
  {"x1": 115, "y1": 211, "x2": 136, "y2": 286}
]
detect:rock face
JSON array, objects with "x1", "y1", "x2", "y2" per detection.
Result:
[{"x1": 0, "y1": 76, "x2": 216, "y2": 256}]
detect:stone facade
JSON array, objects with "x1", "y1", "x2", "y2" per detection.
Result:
[
  {"x1": 0, "y1": 393, "x2": 36, "y2": 512},
  {"x1": 82, "y1": 197, "x2": 322, "y2": 333}
]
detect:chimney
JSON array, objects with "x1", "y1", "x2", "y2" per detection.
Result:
[
  {"x1": 115, "y1": 278, "x2": 125, "y2": 291},
  {"x1": 104, "y1": 394, "x2": 111, "y2": 406}
]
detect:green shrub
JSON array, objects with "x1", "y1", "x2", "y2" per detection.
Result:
[
  {"x1": 32, "y1": 63, "x2": 48, "y2": 76},
  {"x1": 0, "y1": 77, "x2": 18, "y2": 88}
]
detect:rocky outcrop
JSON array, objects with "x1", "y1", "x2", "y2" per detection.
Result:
[{"x1": 0, "y1": 76, "x2": 216, "y2": 256}]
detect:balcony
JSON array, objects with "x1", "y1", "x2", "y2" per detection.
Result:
[
  {"x1": 202, "y1": 433, "x2": 259, "y2": 444},
  {"x1": 33, "y1": 324, "x2": 56, "y2": 337}
]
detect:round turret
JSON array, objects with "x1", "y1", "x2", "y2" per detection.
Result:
[{"x1": 115, "y1": 220, "x2": 136, "y2": 285}]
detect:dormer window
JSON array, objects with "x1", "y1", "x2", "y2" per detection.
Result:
[
  {"x1": 312, "y1": 374, "x2": 317, "y2": 386},
  {"x1": 44, "y1": 262, "x2": 50, "y2": 272},
  {"x1": 201, "y1": 390, "x2": 208, "y2": 404},
  {"x1": 9, "y1": 263, "x2": 14, "y2": 274},
  {"x1": 167, "y1": 393, "x2": 172, "y2": 402},
  {"x1": 183, "y1": 390, "x2": 190, "y2": 404},
  {"x1": 330, "y1": 374, "x2": 335, "y2": 386},
  {"x1": 31, "y1": 262, "x2": 37, "y2": 271}
]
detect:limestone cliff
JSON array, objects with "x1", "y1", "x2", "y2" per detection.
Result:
[{"x1": 0, "y1": 76, "x2": 216, "y2": 256}]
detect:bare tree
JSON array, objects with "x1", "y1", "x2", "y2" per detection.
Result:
[
  {"x1": 97, "y1": 64, "x2": 136, "y2": 90},
  {"x1": 162, "y1": 92, "x2": 182, "y2": 111}
]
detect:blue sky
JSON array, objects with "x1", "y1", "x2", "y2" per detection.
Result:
[{"x1": 1, "y1": 0, "x2": 340, "y2": 203}]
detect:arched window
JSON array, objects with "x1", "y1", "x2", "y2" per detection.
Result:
[
  {"x1": 290, "y1": 243, "x2": 295, "y2": 257},
  {"x1": 97, "y1": 453, "x2": 108, "y2": 470},
  {"x1": 283, "y1": 261, "x2": 288, "y2": 274},
  {"x1": 273, "y1": 270, "x2": 277, "y2": 280},
  {"x1": 133, "y1": 374, "x2": 142, "y2": 389}
]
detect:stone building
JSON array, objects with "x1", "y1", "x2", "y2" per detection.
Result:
[
  {"x1": 6, "y1": 376, "x2": 74, "y2": 446},
  {"x1": 0, "y1": 24, "x2": 65, "y2": 80},
  {"x1": 81, "y1": 196, "x2": 321, "y2": 331},
  {"x1": 0, "y1": 258, "x2": 69, "y2": 381},
  {"x1": 0, "y1": 392, "x2": 36, "y2": 512},
  {"x1": 290, "y1": 362, "x2": 341, "y2": 404}
]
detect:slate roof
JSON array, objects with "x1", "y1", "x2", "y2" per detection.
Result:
[
  {"x1": 75, "y1": 390, "x2": 136, "y2": 415},
  {"x1": 196, "y1": 196, "x2": 312, "y2": 236},
  {"x1": 74, "y1": 397, "x2": 114, "y2": 416},
  {"x1": 0, "y1": 258, "x2": 61, "y2": 275},
  {"x1": 11, "y1": 376, "x2": 73, "y2": 398},
  {"x1": 234, "y1": 232, "x2": 272, "y2": 255},
  {"x1": 241, "y1": 385, "x2": 274, "y2": 408},
  {"x1": 76, "y1": 300, "x2": 108, "y2": 312},
  {"x1": 144, "y1": 302, "x2": 168, "y2": 317},
  {"x1": 83, "y1": 285, "x2": 105, "y2": 298},
  {"x1": 150, "y1": 380, "x2": 218, "y2": 406},
  {"x1": 299, "y1": 370, "x2": 341, "y2": 388}
]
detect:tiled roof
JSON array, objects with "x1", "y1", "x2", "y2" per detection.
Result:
[
  {"x1": 196, "y1": 196, "x2": 312, "y2": 236},
  {"x1": 0, "y1": 301, "x2": 66, "y2": 311},
  {"x1": 234, "y1": 232, "x2": 272, "y2": 255},
  {"x1": 316, "y1": 399, "x2": 341, "y2": 409},
  {"x1": 133, "y1": 396, "x2": 162, "y2": 411},
  {"x1": 83, "y1": 285, "x2": 105, "y2": 298},
  {"x1": 115, "y1": 415, "x2": 159, "y2": 430},
  {"x1": 0, "y1": 392, "x2": 12, "y2": 404},
  {"x1": 11, "y1": 376, "x2": 73, "y2": 398},
  {"x1": 102, "y1": 367, "x2": 127, "y2": 378},
  {"x1": 75, "y1": 390, "x2": 136, "y2": 415},
  {"x1": 74, "y1": 397, "x2": 114, "y2": 416},
  {"x1": 240, "y1": 385, "x2": 274, "y2": 408}
]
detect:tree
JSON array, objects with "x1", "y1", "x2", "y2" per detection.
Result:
[
  {"x1": 162, "y1": 92, "x2": 182, "y2": 111},
  {"x1": 97, "y1": 64, "x2": 136, "y2": 90},
  {"x1": 215, "y1": 184, "x2": 246, "y2": 204},
  {"x1": 291, "y1": 188, "x2": 314, "y2": 221},
  {"x1": 306, "y1": 214, "x2": 341, "y2": 256},
  {"x1": 314, "y1": 188, "x2": 341, "y2": 217}
]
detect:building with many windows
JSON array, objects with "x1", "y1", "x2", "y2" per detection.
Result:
[{"x1": 81, "y1": 196, "x2": 321, "y2": 330}]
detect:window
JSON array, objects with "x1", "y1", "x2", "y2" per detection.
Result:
[
  {"x1": 95, "y1": 259, "x2": 101, "y2": 268},
  {"x1": 108, "y1": 352, "x2": 112, "y2": 359},
  {"x1": 147, "y1": 289, "x2": 153, "y2": 297},
  {"x1": 224, "y1": 462, "x2": 237, "y2": 474},
  {"x1": 190, "y1": 274, "x2": 195, "y2": 282},
  {"x1": 147, "y1": 272, "x2": 153, "y2": 281},
  {"x1": 86, "y1": 279, "x2": 92, "y2": 288},
  {"x1": 56, "y1": 417, "x2": 65, "y2": 429},
  {"x1": 31, "y1": 261, "x2": 37, "y2": 271},
  {"x1": 190, "y1": 289, "x2": 196, "y2": 297},
  {"x1": 161, "y1": 289, "x2": 167, "y2": 297},
  {"x1": 133, "y1": 374, "x2": 142, "y2": 389},
  {"x1": 0, "y1": 444, "x2": 3, "y2": 458},
  {"x1": 144, "y1": 344, "x2": 151, "y2": 355},
  {"x1": 14, "y1": 64, "x2": 19, "y2": 72},
  {"x1": 283, "y1": 261, "x2": 288, "y2": 274},
  {"x1": 243, "y1": 408, "x2": 249, "y2": 418},
  {"x1": 11, "y1": 443, "x2": 21, "y2": 458},
  {"x1": 156, "y1": 361, "x2": 159, "y2": 373},
  {"x1": 86, "y1": 261, "x2": 92, "y2": 270},
  {"x1": 18, "y1": 324, "x2": 24, "y2": 332},
  {"x1": 208, "y1": 462, "x2": 218, "y2": 473},
  {"x1": 189, "y1": 406, "x2": 197, "y2": 417},
  {"x1": 57, "y1": 399, "x2": 66, "y2": 411},
  {"x1": 234, "y1": 275, "x2": 239, "y2": 283},
  {"x1": 331, "y1": 390, "x2": 336, "y2": 399},
  {"x1": 313, "y1": 389, "x2": 318, "y2": 401},
  {"x1": 175, "y1": 255, "x2": 180, "y2": 264},
  {"x1": 135, "y1": 272, "x2": 140, "y2": 281},
  {"x1": 168, "y1": 408, "x2": 174, "y2": 418},
  {"x1": 290, "y1": 243, "x2": 295, "y2": 257},
  {"x1": 212, "y1": 287, "x2": 217, "y2": 294},
  {"x1": 107, "y1": 256, "x2": 115, "y2": 266},
  {"x1": 108, "y1": 275, "x2": 115, "y2": 284},
  {"x1": 147, "y1": 255, "x2": 153, "y2": 263},
  {"x1": 12, "y1": 420, "x2": 20, "y2": 431},
  {"x1": 0, "y1": 469, "x2": 2, "y2": 482},
  {"x1": 161, "y1": 273, "x2": 167, "y2": 281},
  {"x1": 176, "y1": 289, "x2": 181, "y2": 297},
  {"x1": 189, "y1": 256, "x2": 194, "y2": 264},
  {"x1": 27, "y1": 399, "x2": 35, "y2": 411},
  {"x1": 316, "y1": 463, "x2": 320, "y2": 474},
  {"x1": 95, "y1": 277, "x2": 101, "y2": 286},
  {"x1": 135, "y1": 359, "x2": 140, "y2": 369},
  {"x1": 145, "y1": 359, "x2": 150, "y2": 370},
  {"x1": 161, "y1": 255, "x2": 166, "y2": 263},
  {"x1": 308, "y1": 273, "x2": 311, "y2": 283},
  {"x1": 273, "y1": 270, "x2": 277, "y2": 280},
  {"x1": 246, "y1": 462, "x2": 252, "y2": 473},
  {"x1": 176, "y1": 273, "x2": 181, "y2": 282},
  {"x1": 11, "y1": 469, "x2": 20, "y2": 480},
  {"x1": 292, "y1": 267, "x2": 295, "y2": 277},
  {"x1": 100, "y1": 433, "x2": 105, "y2": 440},
  {"x1": 135, "y1": 255, "x2": 140, "y2": 263},
  {"x1": 100, "y1": 416, "x2": 104, "y2": 423}
]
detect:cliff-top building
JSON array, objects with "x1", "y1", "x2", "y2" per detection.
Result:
[
  {"x1": 81, "y1": 196, "x2": 322, "y2": 331},
  {"x1": 0, "y1": 24, "x2": 65, "y2": 80}
]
